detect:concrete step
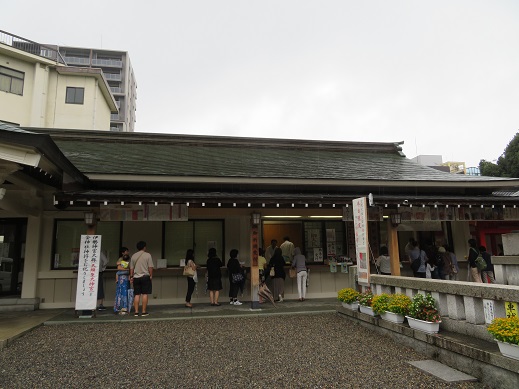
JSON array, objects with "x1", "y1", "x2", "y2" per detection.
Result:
[{"x1": 0, "y1": 298, "x2": 39, "y2": 311}]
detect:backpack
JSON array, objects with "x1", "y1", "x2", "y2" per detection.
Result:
[{"x1": 472, "y1": 248, "x2": 487, "y2": 271}]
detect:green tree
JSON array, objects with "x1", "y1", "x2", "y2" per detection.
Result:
[{"x1": 479, "y1": 131, "x2": 519, "y2": 178}]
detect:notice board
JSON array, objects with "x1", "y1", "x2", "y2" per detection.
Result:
[
  {"x1": 353, "y1": 197, "x2": 370, "y2": 285},
  {"x1": 75, "y1": 235, "x2": 102, "y2": 310}
]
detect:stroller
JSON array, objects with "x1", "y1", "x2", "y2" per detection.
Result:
[{"x1": 258, "y1": 282, "x2": 277, "y2": 307}]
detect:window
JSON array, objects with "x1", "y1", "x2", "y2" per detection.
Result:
[
  {"x1": 303, "y1": 220, "x2": 347, "y2": 262},
  {"x1": 53, "y1": 220, "x2": 121, "y2": 269},
  {"x1": 65, "y1": 87, "x2": 84, "y2": 104},
  {"x1": 0, "y1": 66, "x2": 24, "y2": 95},
  {"x1": 164, "y1": 220, "x2": 224, "y2": 266}
]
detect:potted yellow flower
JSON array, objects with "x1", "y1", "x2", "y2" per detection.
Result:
[
  {"x1": 358, "y1": 288, "x2": 376, "y2": 316},
  {"x1": 405, "y1": 293, "x2": 441, "y2": 334},
  {"x1": 373, "y1": 293, "x2": 411, "y2": 324},
  {"x1": 337, "y1": 288, "x2": 360, "y2": 310},
  {"x1": 487, "y1": 316, "x2": 519, "y2": 360}
]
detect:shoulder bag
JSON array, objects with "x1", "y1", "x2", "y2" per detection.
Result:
[
  {"x1": 231, "y1": 272, "x2": 244, "y2": 283},
  {"x1": 183, "y1": 260, "x2": 196, "y2": 277}
]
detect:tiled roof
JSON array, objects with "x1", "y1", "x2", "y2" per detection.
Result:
[{"x1": 32, "y1": 129, "x2": 507, "y2": 183}]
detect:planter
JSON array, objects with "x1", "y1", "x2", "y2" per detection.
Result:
[
  {"x1": 359, "y1": 305, "x2": 376, "y2": 316},
  {"x1": 405, "y1": 316, "x2": 441, "y2": 334},
  {"x1": 381, "y1": 311, "x2": 405, "y2": 324},
  {"x1": 496, "y1": 340, "x2": 519, "y2": 360},
  {"x1": 341, "y1": 301, "x2": 359, "y2": 311}
]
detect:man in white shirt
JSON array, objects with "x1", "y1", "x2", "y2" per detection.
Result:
[
  {"x1": 280, "y1": 236, "x2": 295, "y2": 264},
  {"x1": 130, "y1": 241, "x2": 154, "y2": 317}
]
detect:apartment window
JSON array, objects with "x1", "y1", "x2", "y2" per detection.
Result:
[
  {"x1": 65, "y1": 87, "x2": 84, "y2": 104},
  {"x1": 0, "y1": 66, "x2": 24, "y2": 95}
]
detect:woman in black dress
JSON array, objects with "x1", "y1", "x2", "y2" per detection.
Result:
[{"x1": 206, "y1": 247, "x2": 223, "y2": 306}]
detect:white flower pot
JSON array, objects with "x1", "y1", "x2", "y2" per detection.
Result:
[
  {"x1": 359, "y1": 305, "x2": 376, "y2": 316},
  {"x1": 496, "y1": 340, "x2": 519, "y2": 360},
  {"x1": 381, "y1": 311, "x2": 405, "y2": 324},
  {"x1": 341, "y1": 301, "x2": 359, "y2": 311},
  {"x1": 405, "y1": 316, "x2": 441, "y2": 334}
]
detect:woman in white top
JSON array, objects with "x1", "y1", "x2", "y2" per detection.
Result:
[
  {"x1": 291, "y1": 247, "x2": 307, "y2": 301},
  {"x1": 184, "y1": 249, "x2": 198, "y2": 308},
  {"x1": 375, "y1": 246, "x2": 391, "y2": 275}
]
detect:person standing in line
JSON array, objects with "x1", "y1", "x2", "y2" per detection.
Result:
[
  {"x1": 227, "y1": 249, "x2": 243, "y2": 305},
  {"x1": 266, "y1": 247, "x2": 286, "y2": 302},
  {"x1": 404, "y1": 237, "x2": 415, "y2": 262},
  {"x1": 445, "y1": 245, "x2": 459, "y2": 280},
  {"x1": 467, "y1": 239, "x2": 483, "y2": 283},
  {"x1": 114, "y1": 247, "x2": 132, "y2": 314},
  {"x1": 258, "y1": 248, "x2": 267, "y2": 282},
  {"x1": 184, "y1": 249, "x2": 198, "y2": 308},
  {"x1": 375, "y1": 246, "x2": 391, "y2": 276},
  {"x1": 479, "y1": 246, "x2": 496, "y2": 284},
  {"x1": 280, "y1": 236, "x2": 295, "y2": 264},
  {"x1": 425, "y1": 256, "x2": 437, "y2": 279},
  {"x1": 409, "y1": 240, "x2": 426, "y2": 278},
  {"x1": 97, "y1": 251, "x2": 109, "y2": 311},
  {"x1": 265, "y1": 239, "x2": 278, "y2": 262},
  {"x1": 437, "y1": 246, "x2": 453, "y2": 280},
  {"x1": 292, "y1": 247, "x2": 307, "y2": 301},
  {"x1": 206, "y1": 247, "x2": 223, "y2": 306},
  {"x1": 130, "y1": 241, "x2": 154, "y2": 316}
]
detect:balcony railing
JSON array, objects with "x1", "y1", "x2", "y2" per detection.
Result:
[
  {"x1": 63, "y1": 56, "x2": 90, "y2": 65},
  {"x1": 104, "y1": 73, "x2": 122, "y2": 81},
  {"x1": 0, "y1": 29, "x2": 66, "y2": 65},
  {"x1": 92, "y1": 58, "x2": 122, "y2": 68},
  {"x1": 110, "y1": 87, "x2": 123, "y2": 94},
  {"x1": 111, "y1": 114, "x2": 121, "y2": 121}
]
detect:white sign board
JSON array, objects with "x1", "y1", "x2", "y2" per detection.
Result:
[
  {"x1": 353, "y1": 197, "x2": 370, "y2": 285},
  {"x1": 75, "y1": 235, "x2": 102, "y2": 310},
  {"x1": 483, "y1": 299, "x2": 496, "y2": 324}
]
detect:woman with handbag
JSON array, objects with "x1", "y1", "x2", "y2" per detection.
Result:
[
  {"x1": 291, "y1": 247, "x2": 307, "y2": 301},
  {"x1": 227, "y1": 249, "x2": 243, "y2": 305},
  {"x1": 266, "y1": 247, "x2": 286, "y2": 302},
  {"x1": 184, "y1": 249, "x2": 198, "y2": 308}
]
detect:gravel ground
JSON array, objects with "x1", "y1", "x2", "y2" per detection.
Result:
[{"x1": 0, "y1": 313, "x2": 487, "y2": 389}]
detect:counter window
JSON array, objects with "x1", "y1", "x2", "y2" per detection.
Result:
[
  {"x1": 164, "y1": 220, "x2": 224, "y2": 266},
  {"x1": 52, "y1": 220, "x2": 121, "y2": 269}
]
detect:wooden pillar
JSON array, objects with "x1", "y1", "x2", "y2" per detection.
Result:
[{"x1": 387, "y1": 219, "x2": 401, "y2": 276}]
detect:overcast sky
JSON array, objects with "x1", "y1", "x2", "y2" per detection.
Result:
[{"x1": 4, "y1": 1, "x2": 519, "y2": 167}]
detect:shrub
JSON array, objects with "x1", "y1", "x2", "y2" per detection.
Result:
[
  {"x1": 337, "y1": 288, "x2": 360, "y2": 304},
  {"x1": 372, "y1": 293, "x2": 390, "y2": 315},
  {"x1": 358, "y1": 288, "x2": 374, "y2": 307},
  {"x1": 386, "y1": 294, "x2": 412, "y2": 316},
  {"x1": 487, "y1": 316, "x2": 519, "y2": 345},
  {"x1": 408, "y1": 293, "x2": 441, "y2": 323}
]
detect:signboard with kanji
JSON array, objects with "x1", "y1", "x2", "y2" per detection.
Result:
[
  {"x1": 353, "y1": 197, "x2": 370, "y2": 285},
  {"x1": 74, "y1": 235, "x2": 102, "y2": 310}
]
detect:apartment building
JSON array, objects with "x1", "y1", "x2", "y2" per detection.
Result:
[
  {"x1": 0, "y1": 30, "x2": 117, "y2": 131},
  {"x1": 53, "y1": 45, "x2": 137, "y2": 132}
]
